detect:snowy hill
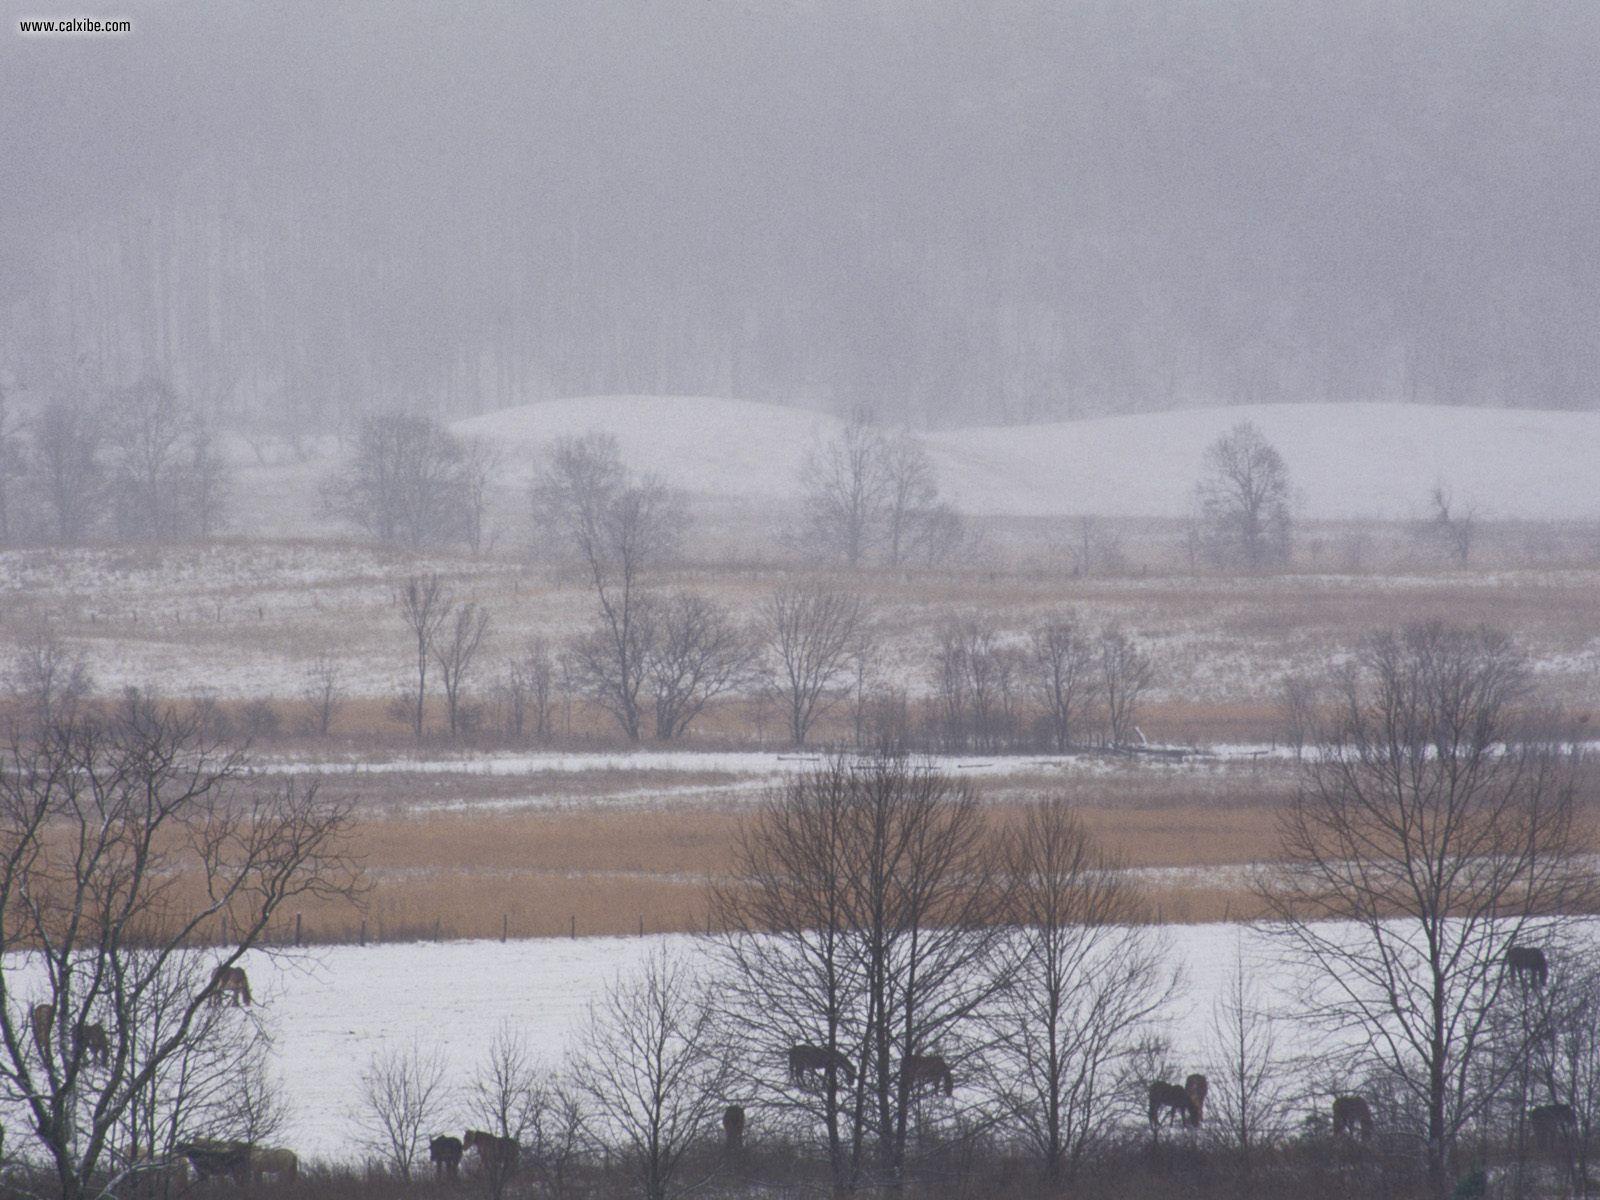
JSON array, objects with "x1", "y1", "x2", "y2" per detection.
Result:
[{"x1": 453, "y1": 397, "x2": 1600, "y2": 522}]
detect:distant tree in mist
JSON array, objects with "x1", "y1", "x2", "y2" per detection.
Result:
[
  {"x1": 32, "y1": 399, "x2": 106, "y2": 545},
  {"x1": 105, "y1": 378, "x2": 229, "y2": 542},
  {"x1": 395, "y1": 573, "x2": 453, "y2": 741},
  {"x1": 323, "y1": 413, "x2": 479, "y2": 549},
  {"x1": 0, "y1": 385, "x2": 18, "y2": 546},
  {"x1": 433, "y1": 601, "x2": 490, "y2": 739},
  {"x1": 646, "y1": 592, "x2": 755, "y2": 741},
  {"x1": 1194, "y1": 422, "x2": 1293, "y2": 570},
  {"x1": 761, "y1": 579, "x2": 872, "y2": 747},
  {"x1": 1420, "y1": 483, "x2": 1476, "y2": 566},
  {"x1": 799, "y1": 412, "x2": 961, "y2": 569},
  {"x1": 535, "y1": 433, "x2": 684, "y2": 742}
]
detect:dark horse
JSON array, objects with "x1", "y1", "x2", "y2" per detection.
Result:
[
  {"x1": 1149, "y1": 1080, "x2": 1201, "y2": 1130},
  {"x1": 787, "y1": 1044, "x2": 855, "y2": 1087},
  {"x1": 176, "y1": 1140, "x2": 251, "y2": 1184},
  {"x1": 430, "y1": 1135, "x2": 463, "y2": 1180},
  {"x1": 722, "y1": 1105, "x2": 745, "y2": 1150},
  {"x1": 1185, "y1": 1074, "x2": 1208, "y2": 1125},
  {"x1": 1332, "y1": 1095, "x2": 1374, "y2": 1139},
  {"x1": 902, "y1": 1054, "x2": 955, "y2": 1098},
  {"x1": 206, "y1": 965, "x2": 253, "y2": 1007},
  {"x1": 1531, "y1": 1103, "x2": 1577, "y2": 1152},
  {"x1": 31, "y1": 1004, "x2": 109, "y2": 1065},
  {"x1": 463, "y1": 1129, "x2": 519, "y2": 1174},
  {"x1": 1505, "y1": 946, "x2": 1549, "y2": 989}
]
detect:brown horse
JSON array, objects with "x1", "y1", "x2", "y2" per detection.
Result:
[
  {"x1": 1531, "y1": 1103, "x2": 1577, "y2": 1152},
  {"x1": 30, "y1": 1005, "x2": 109, "y2": 1065},
  {"x1": 902, "y1": 1054, "x2": 955, "y2": 1098},
  {"x1": 787, "y1": 1044, "x2": 856, "y2": 1087},
  {"x1": 251, "y1": 1147, "x2": 298, "y2": 1182},
  {"x1": 722, "y1": 1105, "x2": 745, "y2": 1150},
  {"x1": 430, "y1": 1134, "x2": 463, "y2": 1180},
  {"x1": 207, "y1": 965, "x2": 253, "y2": 1006},
  {"x1": 1332, "y1": 1095, "x2": 1374, "y2": 1139},
  {"x1": 463, "y1": 1129, "x2": 519, "y2": 1173},
  {"x1": 1185, "y1": 1074, "x2": 1208, "y2": 1125},
  {"x1": 30, "y1": 1004, "x2": 53, "y2": 1059},
  {"x1": 1149, "y1": 1080, "x2": 1200, "y2": 1130}
]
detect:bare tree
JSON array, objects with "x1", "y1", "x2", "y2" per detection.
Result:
[
  {"x1": 357, "y1": 1040, "x2": 452, "y2": 1181},
  {"x1": 1421, "y1": 483, "x2": 1476, "y2": 566},
  {"x1": 323, "y1": 412, "x2": 471, "y2": 548},
  {"x1": 799, "y1": 409, "x2": 887, "y2": 568},
  {"x1": 1205, "y1": 939, "x2": 1292, "y2": 1184},
  {"x1": 465, "y1": 1024, "x2": 545, "y2": 1200},
  {"x1": 300, "y1": 653, "x2": 345, "y2": 737},
  {"x1": 461, "y1": 437, "x2": 502, "y2": 556},
  {"x1": 1278, "y1": 672, "x2": 1322, "y2": 759},
  {"x1": 0, "y1": 703, "x2": 358, "y2": 1200},
  {"x1": 0, "y1": 383, "x2": 18, "y2": 546},
  {"x1": 1029, "y1": 614, "x2": 1099, "y2": 753},
  {"x1": 1099, "y1": 625, "x2": 1153, "y2": 748},
  {"x1": 989, "y1": 796, "x2": 1171, "y2": 1182},
  {"x1": 434, "y1": 602, "x2": 491, "y2": 740},
  {"x1": 799, "y1": 414, "x2": 960, "y2": 569},
  {"x1": 8, "y1": 624, "x2": 94, "y2": 731},
  {"x1": 762, "y1": 579, "x2": 871, "y2": 747},
  {"x1": 574, "y1": 947, "x2": 735, "y2": 1200},
  {"x1": 639, "y1": 592, "x2": 751, "y2": 741},
  {"x1": 1195, "y1": 421, "x2": 1293, "y2": 570},
  {"x1": 497, "y1": 638, "x2": 555, "y2": 742},
  {"x1": 32, "y1": 400, "x2": 105, "y2": 545},
  {"x1": 1258, "y1": 621, "x2": 1595, "y2": 1196},
  {"x1": 712, "y1": 754, "x2": 1011, "y2": 1191},
  {"x1": 535, "y1": 433, "x2": 683, "y2": 742},
  {"x1": 104, "y1": 378, "x2": 229, "y2": 542},
  {"x1": 396, "y1": 574, "x2": 454, "y2": 742}
]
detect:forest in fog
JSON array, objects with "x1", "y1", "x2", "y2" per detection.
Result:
[{"x1": 3, "y1": 0, "x2": 1598, "y2": 432}]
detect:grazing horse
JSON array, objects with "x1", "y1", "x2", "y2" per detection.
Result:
[
  {"x1": 1505, "y1": 945, "x2": 1549, "y2": 989},
  {"x1": 1149, "y1": 1081, "x2": 1200, "y2": 1130},
  {"x1": 722, "y1": 1105, "x2": 745, "y2": 1150},
  {"x1": 79, "y1": 1022, "x2": 109, "y2": 1065},
  {"x1": 207, "y1": 965, "x2": 253, "y2": 1006},
  {"x1": 176, "y1": 1140, "x2": 252, "y2": 1184},
  {"x1": 1332, "y1": 1095, "x2": 1374, "y2": 1139},
  {"x1": 463, "y1": 1129, "x2": 519, "y2": 1174},
  {"x1": 787, "y1": 1044, "x2": 856, "y2": 1087},
  {"x1": 902, "y1": 1054, "x2": 955, "y2": 1098},
  {"x1": 30, "y1": 1005, "x2": 109, "y2": 1064},
  {"x1": 1531, "y1": 1103, "x2": 1577, "y2": 1152},
  {"x1": 251, "y1": 1147, "x2": 298, "y2": 1182},
  {"x1": 1185, "y1": 1074, "x2": 1208, "y2": 1125},
  {"x1": 430, "y1": 1134, "x2": 463, "y2": 1180},
  {"x1": 30, "y1": 1004, "x2": 53, "y2": 1059}
]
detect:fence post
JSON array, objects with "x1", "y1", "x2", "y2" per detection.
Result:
[
  {"x1": 359, "y1": 919, "x2": 367, "y2": 947},
  {"x1": 501, "y1": 914, "x2": 508, "y2": 944},
  {"x1": 638, "y1": 915, "x2": 644, "y2": 938},
  {"x1": 569, "y1": 915, "x2": 576, "y2": 940},
  {"x1": 294, "y1": 913, "x2": 302, "y2": 947}
]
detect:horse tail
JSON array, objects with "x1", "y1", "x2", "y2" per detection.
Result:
[{"x1": 240, "y1": 972, "x2": 253, "y2": 1005}]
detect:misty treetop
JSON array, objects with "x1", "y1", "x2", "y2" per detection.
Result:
[{"x1": 3, "y1": 1, "x2": 1597, "y2": 427}]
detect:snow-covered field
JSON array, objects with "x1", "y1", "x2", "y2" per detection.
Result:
[{"x1": 0, "y1": 926, "x2": 1277, "y2": 1163}]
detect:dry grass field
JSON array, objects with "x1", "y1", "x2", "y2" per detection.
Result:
[{"x1": 4, "y1": 531, "x2": 1599, "y2": 942}]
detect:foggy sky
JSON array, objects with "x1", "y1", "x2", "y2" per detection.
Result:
[{"x1": 2, "y1": 0, "x2": 1597, "y2": 428}]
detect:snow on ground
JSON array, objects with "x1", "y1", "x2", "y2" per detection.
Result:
[
  {"x1": 0, "y1": 925, "x2": 1292, "y2": 1164},
  {"x1": 453, "y1": 396, "x2": 1600, "y2": 522}
]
